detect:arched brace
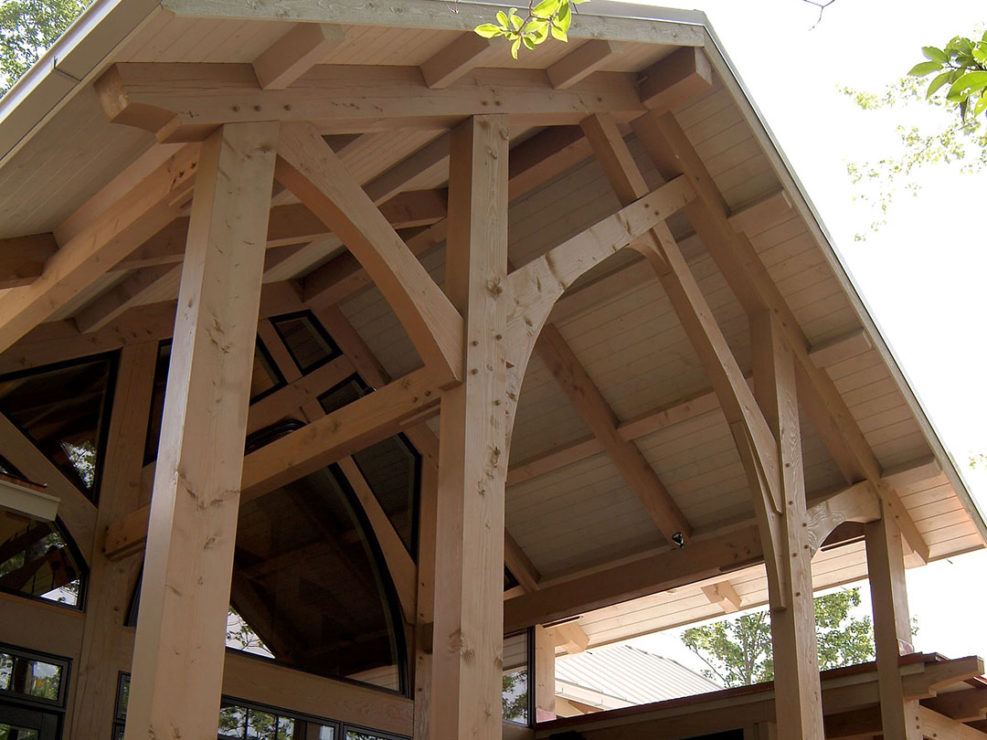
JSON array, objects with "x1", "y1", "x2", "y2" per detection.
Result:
[{"x1": 275, "y1": 122, "x2": 464, "y2": 385}]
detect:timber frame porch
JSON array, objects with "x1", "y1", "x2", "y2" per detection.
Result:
[{"x1": 0, "y1": 1, "x2": 984, "y2": 739}]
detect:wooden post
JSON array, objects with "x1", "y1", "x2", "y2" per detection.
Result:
[
  {"x1": 866, "y1": 500, "x2": 922, "y2": 739},
  {"x1": 71, "y1": 342, "x2": 159, "y2": 739},
  {"x1": 750, "y1": 310, "x2": 825, "y2": 740},
  {"x1": 533, "y1": 625, "x2": 556, "y2": 721},
  {"x1": 430, "y1": 114, "x2": 511, "y2": 740},
  {"x1": 123, "y1": 122, "x2": 278, "y2": 740}
]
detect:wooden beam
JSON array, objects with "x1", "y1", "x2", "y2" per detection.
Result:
[
  {"x1": 637, "y1": 46, "x2": 713, "y2": 112},
  {"x1": 807, "y1": 481, "x2": 881, "y2": 555},
  {"x1": 701, "y1": 581, "x2": 743, "y2": 614},
  {"x1": 239, "y1": 366, "x2": 442, "y2": 499},
  {"x1": 903, "y1": 657, "x2": 986, "y2": 700},
  {"x1": 252, "y1": 23, "x2": 343, "y2": 90},
  {"x1": 431, "y1": 114, "x2": 511, "y2": 740},
  {"x1": 276, "y1": 123, "x2": 463, "y2": 382},
  {"x1": 866, "y1": 501, "x2": 922, "y2": 739},
  {"x1": 536, "y1": 323, "x2": 692, "y2": 543},
  {"x1": 579, "y1": 113, "x2": 781, "y2": 527},
  {"x1": 70, "y1": 342, "x2": 157, "y2": 739},
  {"x1": 505, "y1": 532, "x2": 541, "y2": 593},
  {"x1": 750, "y1": 311, "x2": 824, "y2": 740},
  {"x1": 420, "y1": 33, "x2": 496, "y2": 88},
  {"x1": 631, "y1": 110, "x2": 930, "y2": 562},
  {"x1": 504, "y1": 524, "x2": 763, "y2": 633},
  {"x1": 0, "y1": 144, "x2": 198, "y2": 354},
  {"x1": 547, "y1": 40, "x2": 617, "y2": 90},
  {"x1": 0, "y1": 413, "x2": 96, "y2": 562},
  {"x1": 95, "y1": 63, "x2": 646, "y2": 140},
  {"x1": 0, "y1": 234, "x2": 57, "y2": 288},
  {"x1": 550, "y1": 621, "x2": 590, "y2": 654},
  {"x1": 919, "y1": 706, "x2": 987, "y2": 740},
  {"x1": 124, "y1": 122, "x2": 277, "y2": 740},
  {"x1": 338, "y1": 456, "x2": 417, "y2": 624},
  {"x1": 303, "y1": 125, "x2": 597, "y2": 311},
  {"x1": 534, "y1": 625, "x2": 556, "y2": 717},
  {"x1": 74, "y1": 264, "x2": 179, "y2": 333},
  {"x1": 924, "y1": 688, "x2": 987, "y2": 722}
]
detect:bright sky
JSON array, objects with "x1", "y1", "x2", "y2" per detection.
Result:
[{"x1": 622, "y1": 0, "x2": 987, "y2": 675}]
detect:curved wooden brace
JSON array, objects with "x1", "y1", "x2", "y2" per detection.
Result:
[
  {"x1": 503, "y1": 174, "x2": 695, "y2": 372},
  {"x1": 276, "y1": 123, "x2": 463, "y2": 384}
]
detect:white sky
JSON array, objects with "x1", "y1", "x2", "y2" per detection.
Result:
[{"x1": 621, "y1": 0, "x2": 987, "y2": 675}]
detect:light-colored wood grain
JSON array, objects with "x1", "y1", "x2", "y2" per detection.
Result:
[
  {"x1": 252, "y1": 23, "x2": 343, "y2": 90},
  {"x1": 124, "y1": 122, "x2": 277, "y2": 740}
]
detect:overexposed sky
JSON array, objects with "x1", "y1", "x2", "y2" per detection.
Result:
[{"x1": 624, "y1": 0, "x2": 987, "y2": 672}]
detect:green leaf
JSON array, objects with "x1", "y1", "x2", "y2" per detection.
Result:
[
  {"x1": 509, "y1": 12, "x2": 523, "y2": 31},
  {"x1": 551, "y1": 23, "x2": 568, "y2": 42},
  {"x1": 908, "y1": 61, "x2": 944, "y2": 77},
  {"x1": 557, "y1": 0, "x2": 571, "y2": 29},
  {"x1": 511, "y1": 37, "x2": 521, "y2": 59},
  {"x1": 926, "y1": 71, "x2": 952, "y2": 98},
  {"x1": 923, "y1": 46, "x2": 949, "y2": 63},
  {"x1": 522, "y1": 35, "x2": 536, "y2": 50},
  {"x1": 496, "y1": 10, "x2": 508, "y2": 26},
  {"x1": 532, "y1": 0, "x2": 561, "y2": 18},
  {"x1": 975, "y1": 93, "x2": 987, "y2": 117},
  {"x1": 474, "y1": 23, "x2": 502, "y2": 38},
  {"x1": 973, "y1": 47, "x2": 987, "y2": 65},
  {"x1": 947, "y1": 71, "x2": 987, "y2": 102},
  {"x1": 528, "y1": 20, "x2": 549, "y2": 43}
]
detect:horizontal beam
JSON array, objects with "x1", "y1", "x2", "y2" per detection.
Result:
[
  {"x1": 104, "y1": 367, "x2": 442, "y2": 560},
  {"x1": 95, "y1": 64, "x2": 646, "y2": 140},
  {"x1": 504, "y1": 524, "x2": 762, "y2": 632}
]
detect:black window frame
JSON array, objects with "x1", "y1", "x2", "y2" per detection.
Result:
[{"x1": 270, "y1": 310, "x2": 343, "y2": 375}]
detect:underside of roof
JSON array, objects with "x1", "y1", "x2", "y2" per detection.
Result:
[{"x1": 0, "y1": 0, "x2": 983, "y2": 654}]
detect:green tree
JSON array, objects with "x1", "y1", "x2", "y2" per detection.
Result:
[
  {"x1": 845, "y1": 31, "x2": 987, "y2": 235},
  {"x1": 0, "y1": 0, "x2": 93, "y2": 95},
  {"x1": 681, "y1": 587, "x2": 876, "y2": 688}
]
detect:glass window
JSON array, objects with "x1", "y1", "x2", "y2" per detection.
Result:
[
  {"x1": 144, "y1": 340, "x2": 286, "y2": 464},
  {"x1": 0, "y1": 355, "x2": 117, "y2": 500},
  {"x1": 113, "y1": 675, "x2": 366, "y2": 740},
  {"x1": 319, "y1": 378, "x2": 420, "y2": 558},
  {"x1": 270, "y1": 312, "x2": 341, "y2": 374},
  {"x1": 0, "y1": 646, "x2": 68, "y2": 707},
  {"x1": 0, "y1": 515, "x2": 85, "y2": 608},
  {"x1": 502, "y1": 632, "x2": 530, "y2": 726}
]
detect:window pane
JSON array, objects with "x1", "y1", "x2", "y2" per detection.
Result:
[
  {"x1": 0, "y1": 516, "x2": 85, "y2": 607},
  {"x1": 0, "y1": 650, "x2": 63, "y2": 704},
  {"x1": 218, "y1": 705, "x2": 247, "y2": 738},
  {"x1": 0, "y1": 355, "x2": 116, "y2": 499},
  {"x1": 0, "y1": 724, "x2": 39, "y2": 740},
  {"x1": 246, "y1": 709, "x2": 277, "y2": 739},
  {"x1": 270, "y1": 313, "x2": 340, "y2": 373},
  {"x1": 503, "y1": 632, "x2": 529, "y2": 725}
]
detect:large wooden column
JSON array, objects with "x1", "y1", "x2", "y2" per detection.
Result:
[
  {"x1": 430, "y1": 113, "x2": 511, "y2": 740},
  {"x1": 71, "y1": 342, "x2": 158, "y2": 738},
  {"x1": 866, "y1": 501, "x2": 922, "y2": 739},
  {"x1": 750, "y1": 311, "x2": 824, "y2": 740},
  {"x1": 124, "y1": 122, "x2": 278, "y2": 740}
]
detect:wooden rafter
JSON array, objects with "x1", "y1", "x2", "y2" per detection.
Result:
[
  {"x1": 0, "y1": 144, "x2": 198, "y2": 355},
  {"x1": 547, "y1": 40, "x2": 617, "y2": 90},
  {"x1": 94, "y1": 63, "x2": 646, "y2": 140},
  {"x1": 276, "y1": 123, "x2": 463, "y2": 383},
  {"x1": 420, "y1": 33, "x2": 496, "y2": 89},
  {"x1": 252, "y1": 23, "x2": 344, "y2": 90},
  {"x1": 0, "y1": 234, "x2": 57, "y2": 289},
  {"x1": 536, "y1": 324, "x2": 692, "y2": 543},
  {"x1": 630, "y1": 110, "x2": 930, "y2": 561}
]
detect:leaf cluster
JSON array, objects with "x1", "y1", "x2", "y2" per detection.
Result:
[
  {"x1": 474, "y1": 0, "x2": 588, "y2": 59},
  {"x1": 0, "y1": 0, "x2": 92, "y2": 95},
  {"x1": 909, "y1": 33, "x2": 987, "y2": 121},
  {"x1": 682, "y1": 588, "x2": 876, "y2": 689},
  {"x1": 843, "y1": 31, "x2": 987, "y2": 237}
]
